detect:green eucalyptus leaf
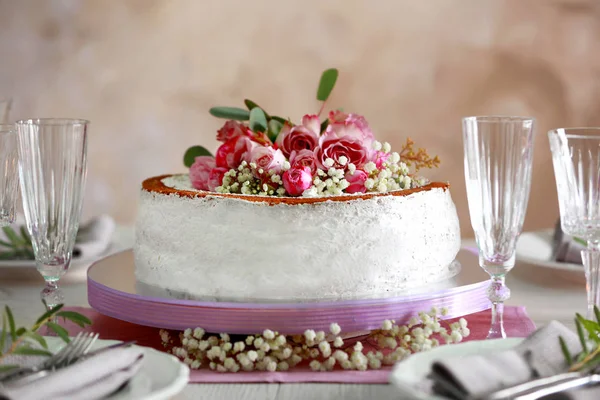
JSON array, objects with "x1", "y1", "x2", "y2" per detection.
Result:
[
  {"x1": 2, "y1": 227, "x2": 24, "y2": 247},
  {"x1": 35, "y1": 303, "x2": 64, "y2": 326},
  {"x1": 244, "y1": 100, "x2": 271, "y2": 119},
  {"x1": 183, "y1": 146, "x2": 213, "y2": 168},
  {"x1": 249, "y1": 107, "x2": 268, "y2": 133},
  {"x1": 0, "y1": 239, "x2": 14, "y2": 248},
  {"x1": 5, "y1": 306, "x2": 16, "y2": 342},
  {"x1": 320, "y1": 119, "x2": 329, "y2": 133},
  {"x1": 316, "y1": 68, "x2": 339, "y2": 102},
  {"x1": 559, "y1": 336, "x2": 572, "y2": 366},
  {"x1": 47, "y1": 322, "x2": 69, "y2": 343},
  {"x1": 267, "y1": 119, "x2": 283, "y2": 142},
  {"x1": 19, "y1": 226, "x2": 31, "y2": 244},
  {"x1": 56, "y1": 311, "x2": 92, "y2": 328},
  {"x1": 21, "y1": 331, "x2": 48, "y2": 349},
  {"x1": 574, "y1": 237, "x2": 587, "y2": 246},
  {"x1": 209, "y1": 107, "x2": 250, "y2": 121},
  {"x1": 0, "y1": 313, "x2": 7, "y2": 354},
  {"x1": 270, "y1": 116, "x2": 288, "y2": 125},
  {"x1": 13, "y1": 346, "x2": 53, "y2": 357}
]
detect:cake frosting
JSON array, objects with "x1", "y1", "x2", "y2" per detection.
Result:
[{"x1": 134, "y1": 174, "x2": 461, "y2": 302}]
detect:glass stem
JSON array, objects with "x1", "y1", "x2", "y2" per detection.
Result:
[
  {"x1": 487, "y1": 275, "x2": 510, "y2": 339},
  {"x1": 583, "y1": 241, "x2": 600, "y2": 319},
  {"x1": 40, "y1": 280, "x2": 64, "y2": 311}
]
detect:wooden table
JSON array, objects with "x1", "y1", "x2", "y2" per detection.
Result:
[{"x1": 0, "y1": 226, "x2": 586, "y2": 400}]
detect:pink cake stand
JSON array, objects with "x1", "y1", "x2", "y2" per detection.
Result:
[{"x1": 87, "y1": 249, "x2": 490, "y2": 334}]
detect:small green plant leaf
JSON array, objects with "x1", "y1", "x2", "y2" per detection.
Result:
[
  {"x1": 270, "y1": 116, "x2": 288, "y2": 125},
  {"x1": 21, "y1": 330, "x2": 48, "y2": 349},
  {"x1": 13, "y1": 346, "x2": 53, "y2": 357},
  {"x1": 0, "y1": 365, "x2": 18, "y2": 372},
  {"x1": 0, "y1": 313, "x2": 7, "y2": 354},
  {"x1": 559, "y1": 336, "x2": 572, "y2": 366},
  {"x1": 0, "y1": 239, "x2": 14, "y2": 248},
  {"x1": 46, "y1": 322, "x2": 70, "y2": 343},
  {"x1": 575, "y1": 315, "x2": 592, "y2": 350},
  {"x1": 320, "y1": 119, "x2": 329, "y2": 133},
  {"x1": 5, "y1": 306, "x2": 16, "y2": 342},
  {"x1": 15, "y1": 327, "x2": 26, "y2": 337},
  {"x1": 2, "y1": 227, "x2": 24, "y2": 247},
  {"x1": 316, "y1": 68, "x2": 339, "y2": 102},
  {"x1": 209, "y1": 107, "x2": 250, "y2": 121},
  {"x1": 35, "y1": 303, "x2": 64, "y2": 326},
  {"x1": 574, "y1": 237, "x2": 587, "y2": 246},
  {"x1": 249, "y1": 107, "x2": 268, "y2": 133},
  {"x1": 244, "y1": 100, "x2": 271, "y2": 119},
  {"x1": 56, "y1": 311, "x2": 92, "y2": 328},
  {"x1": 183, "y1": 146, "x2": 213, "y2": 168},
  {"x1": 267, "y1": 119, "x2": 283, "y2": 142},
  {"x1": 19, "y1": 226, "x2": 31, "y2": 244}
]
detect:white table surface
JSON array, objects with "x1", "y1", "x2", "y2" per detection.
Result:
[{"x1": 0, "y1": 226, "x2": 587, "y2": 400}]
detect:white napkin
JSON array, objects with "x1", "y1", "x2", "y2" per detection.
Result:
[
  {"x1": 0, "y1": 214, "x2": 115, "y2": 260},
  {"x1": 428, "y1": 321, "x2": 600, "y2": 399},
  {"x1": 0, "y1": 346, "x2": 144, "y2": 400}
]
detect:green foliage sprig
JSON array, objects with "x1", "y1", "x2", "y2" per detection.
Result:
[
  {"x1": 0, "y1": 303, "x2": 92, "y2": 371},
  {"x1": 560, "y1": 306, "x2": 600, "y2": 372},
  {"x1": 0, "y1": 226, "x2": 34, "y2": 260},
  {"x1": 184, "y1": 68, "x2": 340, "y2": 167}
]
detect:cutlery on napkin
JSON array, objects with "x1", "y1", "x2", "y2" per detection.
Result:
[
  {"x1": 427, "y1": 320, "x2": 600, "y2": 400},
  {"x1": 0, "y1": 346, "x2": 144, "y2": 400},
  {"x1": 0, "y1": 214, "x2": 115, "y2": 261}
]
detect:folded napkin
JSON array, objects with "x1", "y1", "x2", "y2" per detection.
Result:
[
  {"x1": 0, "y1": 214, "x2": 115, "y2": 260},
  {"x1": 553, "y1": 220, "x2": 585, "y2": 264},
  {"x1": 428, "y1": 321, "x2": 600, "y2": 399},
  {"x1": 0, "y1": 346, "x2": 144, "y2": 400}
]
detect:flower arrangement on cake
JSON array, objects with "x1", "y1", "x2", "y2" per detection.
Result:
[{"x1": 184, "y1": 68, "x2": 440, "y2": 197}]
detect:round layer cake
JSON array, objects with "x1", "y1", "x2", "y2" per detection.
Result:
[{"x1": 134, "y1": 174, "x2": 461, "y2": 302}]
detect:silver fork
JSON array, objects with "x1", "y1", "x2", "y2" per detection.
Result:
[{"x1": 0, "y1": 331, "x2": 98, "y2": 383}]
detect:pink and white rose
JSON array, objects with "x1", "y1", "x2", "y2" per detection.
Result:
[
  {"x1": 345, "y1": 169, "x2": 368, "y2": 194},
  {"x1": 314, "y1": 132, "x2": 368, "y2": 170},
  {"x1": 325, "y1": 110, "x2": 375, "y2": 147},
  {"x1": 289, "y1": 149, "x2": 317, "y2": 175},
  {"x1": 189, "y1": 156, "x2": 216, "y2": 191},
  {"x1": 215, "y1": 135, "x2": 256, "y2": 169},
  {"x1": 249, "y1": 145, "x2": 286, "y2": 175},
  {"x1": 275, "y1": 119, "x2": 319, "y2": 158},
  {"x1": 282, "y1": 166, "x2": 313, "y2": 196},
  {"x1": 216, "y1": 120, "x2": 251, "y2": 143},
  {"x1": 371, "y1": 151, "x2": 390, "y2": 169}
]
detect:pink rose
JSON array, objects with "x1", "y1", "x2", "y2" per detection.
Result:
[
  {"x1": 282, "y1": 166, "x2": 313, "y2": 196},
  {"x1": 275, "y1": 124, "x2": 319, "y2": 159},
  {"x1": 315, "y1": 132, "x2": 368, "y2": 170},
  {"x1": 289, "y1": 149, "x2": 317, "y2": 175},
  {"x1": 216, "y1": 121, "x2": 251, "y2": 143},
  {"x1": 215, "y1": 135, "x2": 256, "y2": 169},
  {"x1": 345, "y1": 170, "x2": 368, "y2": 194},
  {"x1": 371, "y1": 151, "x2": 390, "y2": 169},
  {"x1": 207, "y1": 167, "x2": 228, "y2": 191},
  {"x1": 325, "y1": 110, "x2": 375, "y2": 147},
  {"x1": 249, "y1": 145, "x2": 286, "y2": 175},
  {"x1": 189, "y1": 156, "x2": 216, "y2": 191}
]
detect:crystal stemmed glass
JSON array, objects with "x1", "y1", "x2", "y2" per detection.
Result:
[
  {"x1": 15, "y1": 118, "x2": 89, "y2": 310},
  {"x1": 463, "y1": 116, "x2": 536, "y2": 339},
  {"x1": 549, "y1": 128, "x2": 600, "y2": 319}
]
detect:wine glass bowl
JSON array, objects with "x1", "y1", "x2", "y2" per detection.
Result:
[
  {"x1": 462, "y1": 115, "x2": 536, "y2": 339},
  {"x1": 549, "y1": 128, "x2": 600, "y2": 318},
  {"x1": 15, "y1": 118, "x2": 89, "y2": 309}
]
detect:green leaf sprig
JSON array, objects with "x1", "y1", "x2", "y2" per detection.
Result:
[
  {"x1": 560, "y1": 306, "x2": 600, "y2": 372},
  {"x1": 184, "y1": 68, "x2": 342, "y2": 166},
  {"x1": 0, "y1": 226, "x2": 34, "y2": 260},
  {"x1": 0, "y1": 303, "x2": 92, "y2": 371}
]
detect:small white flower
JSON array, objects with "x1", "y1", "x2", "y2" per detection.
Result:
[
  {"x1": 183, "y1": 328, "x2": 192, "y2": 338},
  {"x1": 353, "y1": 342, "x2": 363, "y2": 352},
  {"x1": 347, "y1": 163, "x2": 356, "y2": 174},
  {"x1": 191, "y1": 360, "x2": 201, "y2": 369},
  {"x1": 381, "y1": 320, "x2": 393, "y2": 331},
  {"x1": 233, "y1": 342, "x2": 245, "y2": 353},
  {"x1": 245, "y1": 336, "x2": 254, "y2": 346},
  {"x1": 372, "y1": 141, "x2": 382, "y2": 151},
  {"x1": 278, "y1": 361, "x2": 289, "y2": 371},
  {"x1": 304, "y1": 329, "x2": 316, "y2": 342},
  {"x1": 390, "y1": 152, "x2": 400, "y2": 163},
  {"x1": 324, "y1": 158, "x2": 335, "y2": 168},
  {"x1": 338, "y1": 155, "x2": 348, "y2": 166},
  {"x1": 319, "y1": 341, "x2": 332, "y2": 358},
  {"x1": 275, "y1": 335, "x2": 286, "y2": 346},
  {"x1": 253, "y1": 337, "x2": 264, "y2": 348},
  {"x1": 315, "y1": 331, "x2": 326, "y2": 343},
  {"x1": 334, "y1": 336, "x2": 344, "y2": 348},
  {"x1": 309, "y1": 360, "x2": 321, "y2": 371},
  {"x1": 333, "y1": 350, "x2": 349, "y2": 362},
  {"x1": 263, "y1": 329, "x2": 275, "y2": 340},
  {"x1": 382, "y1": 142, "x2": 391, "y2": 153},
  {"x1": 187, "y1": 338, "x2": 199, "y2": 350},
  {"x1": 223, "y1": 342, "x2": 233, "y2": 352},
  {"x1": 247, "y1": 350, "x2": 258, "y2": 362},
  {"x1": 364, "y1": 161, "x2": 377, "y2": 173},
  {"x1": 451, "y1": 331, "x2": 463, "y2": 343},
  {"x1": 329, "y1": 323, "x2": 341, "y2": 335},
  {"x1": 260, "y1": 343, "x2": 271, "y2": 352}
]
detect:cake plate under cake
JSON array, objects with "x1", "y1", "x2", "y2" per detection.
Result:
[{"x1": 87, "y1": 249, "x2": 491, "y2": 334}]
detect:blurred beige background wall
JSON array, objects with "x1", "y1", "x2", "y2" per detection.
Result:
[{"x1": 0, "y1": 0, "x2": 596, "y2": 236}]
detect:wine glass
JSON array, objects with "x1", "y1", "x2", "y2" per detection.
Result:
[
  {"x1": 15, "y1": 118, "x2": 89, "y2": 309},
  {"x1": 549, "y1": 128, "x2": 600, "y2": 319},
  {"x1": 462, "y1": 116, "x2": 536, "y2": 339}
]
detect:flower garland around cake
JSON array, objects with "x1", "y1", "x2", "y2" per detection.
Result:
[
  {"x1": 184, "y1": 68, "x2": 440, "y2": 197},
  {"x1": 160, "y1": 307, "x2": 469, "y2": 372}
]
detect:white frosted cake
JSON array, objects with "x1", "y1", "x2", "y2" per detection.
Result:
[{"x1": 134, "y1": 174, "x2": 461, "y2": 302}]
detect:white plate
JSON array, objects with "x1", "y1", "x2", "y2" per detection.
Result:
[
  {"x1": 389, "y1": 338, "x2": 522, "y2": 399},
  {"x1": 516, "y1": 230, "x2": 582, "y2": 274},
  {"x1": 45, "y1": 337, "x2": 189, "y2": 400}
]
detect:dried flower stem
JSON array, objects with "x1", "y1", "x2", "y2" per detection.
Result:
[{"x1": 399, "y1": 138, "x2": 440, "y2": 172}]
